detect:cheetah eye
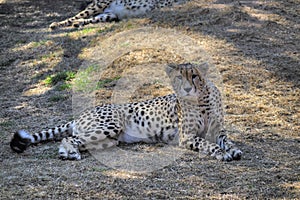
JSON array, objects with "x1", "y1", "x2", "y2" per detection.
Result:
[{"x1": 176, "y1": 75, "x2": 183, "y2": 80}]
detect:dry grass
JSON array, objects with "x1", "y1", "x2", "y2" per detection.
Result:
[{"x1": 0, "y1": 0, "x2": 299, "y2": 199}]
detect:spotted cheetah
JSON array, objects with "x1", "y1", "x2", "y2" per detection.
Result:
[
  {"x1": 49, "y1": 0, "x2": 182, "y2": 29},
  {"x1": 10, "y1": 63, "x2": 242, "y2": 161}
]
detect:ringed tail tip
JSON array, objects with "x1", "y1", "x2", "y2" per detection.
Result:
[{"x1": 10, "y1": 130, "x2": 33, "y2": 153}]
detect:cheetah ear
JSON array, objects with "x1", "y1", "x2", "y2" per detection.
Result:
[
  {"x1": 165, "y1": 63, "x2": 178, "y2": 76},
  {"x1": 194, "y1": 62, "x2": 209, "y2": 77},
  {"x1": 191, "y1": 62, "x2": 208, "y2": 87}
]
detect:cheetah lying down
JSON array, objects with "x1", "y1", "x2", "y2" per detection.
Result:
[
  {"x1": 50, "y1": 0, "x2": 183, "y2": 29},
  {"x1": 10, "y1": 63, "x2": 242, "y2": 161}
]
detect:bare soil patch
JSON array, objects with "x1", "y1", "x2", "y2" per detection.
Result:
[{"x1": 0, "y1": 0, "x2": 299, "y2": 199}]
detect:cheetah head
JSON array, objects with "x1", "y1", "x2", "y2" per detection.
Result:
[{"x1": 166, "y1": 63, "x2": 208, "y2": 99}]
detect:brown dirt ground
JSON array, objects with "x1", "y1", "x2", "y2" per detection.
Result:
[{"x1": 0, "y1": 0, "x2": 299, "y2": 199}]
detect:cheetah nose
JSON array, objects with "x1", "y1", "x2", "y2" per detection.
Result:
[{"x1": 184, "y1": 87, "x2": 192, "y2": 93}]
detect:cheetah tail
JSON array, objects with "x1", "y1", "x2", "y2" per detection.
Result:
[{"x1": 10, "y1": 121, "x2": 75, "y2": 153}]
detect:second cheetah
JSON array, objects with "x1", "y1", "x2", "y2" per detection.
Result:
[{"x1": 50, "y1": 0, "x2": 184, "y2": 29}]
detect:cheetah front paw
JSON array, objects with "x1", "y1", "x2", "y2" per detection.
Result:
[
  {"x1": 58, "y1": 138, "x2": 81, "y2": 160},
  {"x1": 227, "y1": 148, "x2": 243, "y2": 160},
  {"x1": 212, "y1": 150, "x2": 233, "y2": 162}
]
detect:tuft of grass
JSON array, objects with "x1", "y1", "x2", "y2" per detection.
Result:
[
  {"x1": 123, "y1": 21, "x2": 135, "y2": 29},
  {"x1": 31, "y1": 40, "x2": 48, "y2": 47},
  {"x1": 91, "y1": 167, "x2": 107, "y2": 172},
  {"x1": 80, "y1": 27, "x2": 97, "y2": 34},
  {"x1": 73, "y1": 65, "x2": 99, "y2": 92},
  {"x1": 97, "y1": 29, "x2": 106, "y2": 33},
  {"x1": 44, "y1": 71, "x2": 76, "y2": 86},
  {"x1": 57, "y1": 83, "x2": 72, "y2": 91},
  {"x1": 48, "y1": 95, "x2": 68, "y2": 102},
  {"x1": 97, "y1": 76, "x2": 121, "y2": 88},
  {"x1": 97, "y1": 24, "x2": 116, "y2": 34},
  {"x1": 0, "y1": 121, "x2": 15, "y2": 128},
  {"x1": 73, "y1": 66, "x2": 122, "y2": 92}
]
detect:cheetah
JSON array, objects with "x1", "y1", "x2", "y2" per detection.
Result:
[
  {"x1": 49, "y1": 0, "x2": 182, "y2": 29},
  {"x1": 10, "y1": 63, "x2": 242, "y2": 161}
]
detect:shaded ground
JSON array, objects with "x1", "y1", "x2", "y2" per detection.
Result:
[{"x1": 0, "y1": 0, "x2": 299, "y2": 199}]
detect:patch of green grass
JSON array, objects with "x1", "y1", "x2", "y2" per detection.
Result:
[
  {"x1": 48, "y1": 95, "x2": 68, "y2": 102},
  {"x1": 97, "y1": 29, "x2": 106, "y2": 33},
  {"x1": 123, "y1": 21, "x2": 135, "y2": 29},
  {"x1": 0, "y1": 121, "x2": 15, "y2": 128},
  {"x1": 57, "y1": 83, "x2": 72, "y2": 91},
  {"x1": 91, "y1": 167, "x2": 107, "y2": 172},
  {"x1": 120, "y1": 41, "x2": 131, "y2": 48},
  {"x1": 70, "y1": 66, "x2": 121, "y2": 92},
  {"x1": 44, "y1": 71, "x2": 76, "y2": 86},
  {"x1": 97, "y1": 76, "x2": 121, "y2": 88},
  {"x1": 80, "y1": 27, "x2": 97, "y2": 34},
  {"x1": 31, "y1": 40, "x2": 48, "y2": 47},
  {"x1": 97, "y1": 24, "x2": 115, "y2": 33},
  {"x1": 41, "y1": 52, "x2": 60, "y2": 60},
  {"x1": 73, "y1": 65, "x2": 99, "y2": 92}
]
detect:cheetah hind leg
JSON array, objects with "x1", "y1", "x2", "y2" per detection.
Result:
[
  {"x1": 58, "y1": 135, "x2": 119, "y2": 160},
  {"x1": 73, "y1": 12, "x2": 119, "y2": 28},
  {"x1": 49, "y1": 1, "x2": 104, "y2": 29}
]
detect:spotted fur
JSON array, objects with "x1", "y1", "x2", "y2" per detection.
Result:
[
  {"x1": 10, "y1": 63, "x2": 242, "y2": 161},
  {"x1": 49, "y1": 0, "x2": 182, "y2": 29}
]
